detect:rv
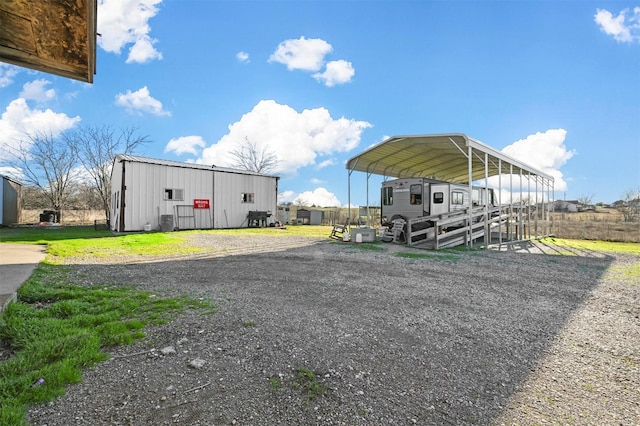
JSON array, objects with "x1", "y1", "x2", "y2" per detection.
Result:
[{"x1": 381, "y1": 178, "x2": 496, "y2": 228}]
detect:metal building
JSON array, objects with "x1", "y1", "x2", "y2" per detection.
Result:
[
  {"x1": 110, "y1": 155, "x2": 279, "y2": 232},
  {"x1": 0, "y1": 175, "x2": 22, "y2": 226},
  {"x1": 295, "y1": 208, "x2": 323, "y2": 225}
]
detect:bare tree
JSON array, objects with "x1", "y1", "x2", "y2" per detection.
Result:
[
  {"x1": 618, "y1": 188, "x2": 640, "y2": 222},
  {"x1": 20, "y1": 185, "x2": 51, "y2": 210},
  {"x1": 11, "y1": 131, "x2": 80, "y2": 221},
  {"x1": 577, "y1": 193, "x2": 595, "y2": 209},
  {"x1": 72, "y1": 125, "x2": 149, "y2": 221},
  {"x1": 229, "y1": 137, "x2": 279, "y2": 174}
]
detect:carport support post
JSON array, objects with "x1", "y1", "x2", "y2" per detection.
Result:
[
  {"x1": 498, "y1": 159, "x2": 503, "y2": 248},
  {"x1": 348, "y1": 167, "x2": 353, "y2": 231},
  {"x1": 519, "y1": 169, "x2": 523, "y2": 240},
  {"x1": 527, "y1": 171, "x2": 531, "y2": 240},
  {"x1": 509, "y1": 164, "x2": 514, "y2": 241},
  {"x1": 484, "y1": 152, "x2": 489, "y2": 247},
  {"x1": 468, "y1": 145, "x2": 473, "y2": 247}
]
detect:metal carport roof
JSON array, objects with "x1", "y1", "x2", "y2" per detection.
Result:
[{"x1": 346, "y1": 133, "x2": 554, "y2": 184}]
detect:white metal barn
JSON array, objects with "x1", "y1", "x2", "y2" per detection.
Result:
[{"x1": 110, "y1": 155, "x2": 279, "y2": 232}]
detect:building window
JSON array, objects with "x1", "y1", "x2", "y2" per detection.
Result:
[
  {"x1": 164, "y1": 188, "x2": 184, "y2": 201},
  {"x1": 433, "y1": 192, "x2": 444, "y2": 204},
  {"x1": 241, "y1": 193, "x2": 254, "y2": 203},
  {"x1": 382, "y1": 187, "x2": 393, "y2": 205},
  {"x1": 452, "y1": 191, "x2": 464, "y2": 205},
  {"x1": 410, "y1": 184, "x2": 422, "y2": 205}
]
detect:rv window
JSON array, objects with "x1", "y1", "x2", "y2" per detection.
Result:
[
  {"x1": 452, "y1": 191, "x2": 464, "y2": 205},
  {"x1": 433, "y1": 192, "x2": 444, "y2": 204},
  {"x1": 241, "y1": 193, "x2": 255, "y2": 203},
  {"x1": 382, "y1": 187, "x2": 393, "y2": 206},
  {"x1": 164, "y1": 189, "x2": 173, "y2": 200},
  {"x1": 410, "y1": 184, "x2": 422, "y2": 205}
]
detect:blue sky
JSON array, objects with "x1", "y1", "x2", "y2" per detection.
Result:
[{"x1": 1, "y1": 0, "x2": 639, "y2": 206}]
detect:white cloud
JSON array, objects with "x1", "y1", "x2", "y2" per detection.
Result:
[
  {"x1": 317, "y1": 159, "x2": 335, "y2": 168},
  {"x1": 0, "y1": 166, "x2": 23, "y2": 181},
  {"x1": 313, "y1": 60, "x2": 355, "y2": 87},
  {"x1": 199, "y1": 100, "x2": 371, "y2": 176},
  {"x1": 0, "y1": 98, "x2": 80, "y2": 162},
  {"x1": 269, "y1": 37, "x2": 355, "y2": 86},
  {"x1": 310, "y1": 178, "x2": 325, "y2": 185},
  {"x1": 97, "y1": 0, "x2": 163, "y2": 63},
  {"x1": 269, "y1": 37, "x2": 332, "y2": 71},
  {"x1": 236, "y1": 51, "x2": 250, "y2": 62},
  {"x1": 490, "y1": 128, "x2": 574, "y2": 193},
  {"x1": 0, "y1": 64, "x2": 19, "y2": 88},
  {"x1": 165, "y1": 135, "x2": 206, "y2": 156},
  {"x1": 278, "y1": 190, "x2": 296, "y2": 203},
  {"x1": 19, "y1": 79, "x2": 56, "y2": 102},
  {"x1": 294, "y1": 187, "x2": 342, "y2": 207},
  {"x1": 115, "y1": 86, "x2": 170, "y2": 116},
  {"x1": 594, "y1": 7, "x2": 640, "y2": 43},
  {"x1": 126, "y1": 35, "x2": 163, "y2": 63}
]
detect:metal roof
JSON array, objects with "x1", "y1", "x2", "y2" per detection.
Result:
[
  {"x1": 114, "y1": 154, "x2": 279, "y2": 179},
  {"x1": 346, "y1": 133, "x2": 554, "y2": 184}
]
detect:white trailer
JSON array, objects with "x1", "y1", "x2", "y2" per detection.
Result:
[
  {"x1": 110, "y1": 155, "x2": 279, "y2": 232},
  {"x1": 381, "y1": 177, "x2": 495, "y2": 227}
]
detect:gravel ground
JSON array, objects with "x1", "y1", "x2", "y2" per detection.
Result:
[{"x1": 26, "y1": 234, "x2": 639, "y2": 426}]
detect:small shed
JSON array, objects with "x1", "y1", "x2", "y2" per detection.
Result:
[
  {"x1": 277, "y1": 205, "x2": 291, "y2": 224},
  {"x1": 0, "y1": 175, "x2": 22, "y2": 226},
  {"x1": 296, "y1": 208, "x2": 323, "y2": 225},
  {"x1": 110, "y1": 155, "x2": 279, "y2": 232}
]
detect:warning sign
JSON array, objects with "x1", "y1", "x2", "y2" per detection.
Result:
[{"x1": 193, "y1": 199, "x2": 210, "y2": 209}]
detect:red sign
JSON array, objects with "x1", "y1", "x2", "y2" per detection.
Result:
[{"x1": 193, "y1": 199, "x2": 210, "y2": 209}]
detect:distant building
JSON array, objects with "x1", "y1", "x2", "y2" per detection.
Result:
[
  {"x1": 0, "y1": 175, "x2": 22, "y2": 226},
  {"x1": 110, "y1": 155, "x2": 279, "y2": 232},
  {"x1": 553, "y1": 200, "x2": 579, "y2": 213},
  {"x1": 295, "y1": 208, "x2": 323, "y2": 225}
]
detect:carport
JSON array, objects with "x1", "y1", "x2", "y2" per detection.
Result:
[{"x1": 345, "y1": 133, "x2": 555, "y2": 248}]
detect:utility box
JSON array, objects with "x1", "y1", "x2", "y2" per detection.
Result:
[
  {"x1": 351, "y1": 227, "x2": 376, "y2": 242},
  {"x1": 160, "y1": 214, "x2": 174, "y2": 232}
]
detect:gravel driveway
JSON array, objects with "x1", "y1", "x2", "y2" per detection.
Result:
[{"x1": 26, "y1": 234, "x2": 639, "y2": 425}]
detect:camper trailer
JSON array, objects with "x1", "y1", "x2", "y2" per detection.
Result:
[{"x1": 381, "y1": 178, "x2": 495, "y2": 227}]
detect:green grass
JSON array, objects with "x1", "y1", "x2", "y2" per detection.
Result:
[
  {"x1": 0, "y1": 265, "x2": 212, "y2": 425},
  {"x1": 540, "y1": 237, "x2": 640, "y2": 254},
  {"x1": 0, "y1": 225, "x2": 112, "y2": 244},
  {"x1": 196, "y1": 224, "x2": 334, "y2": 239},
  {"x1": 0, "y1": 225, "x2": 336, "y2": 264},
  {"x1": 44, "y1": 232, "x2": 207, "y2": 262},
  {"x1": 609, "y1": 263, "x2": 640, "y2": 284},
  {"x1": 394, "y1": 245, "x2": 478, "y2": 262}
]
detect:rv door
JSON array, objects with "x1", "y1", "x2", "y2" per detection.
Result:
[{"x1": 430, "y1": 184, "x2": 449, "y2": 216}]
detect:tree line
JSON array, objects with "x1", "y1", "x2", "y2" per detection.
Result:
[{"x1": 9, "y1": 125, "x2": 149, "y2": 222}]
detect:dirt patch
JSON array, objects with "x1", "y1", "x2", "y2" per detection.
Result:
[{"x1": 26, "y1": 236, "x2": 639, "y2": 425}]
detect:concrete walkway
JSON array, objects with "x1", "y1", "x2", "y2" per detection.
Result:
[{"x1": 0, "y1": 243, "x2": 47, "y2": 313}]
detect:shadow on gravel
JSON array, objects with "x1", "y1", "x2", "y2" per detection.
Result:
[{"x1": 28, "y1": 239, "x2": 616, "y2": 425}]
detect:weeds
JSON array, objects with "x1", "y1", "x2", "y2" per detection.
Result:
[
  {"x1": 267, "y1": 366, "x2": 329, "y2": 401},
  {"x1": 268, "y1": 377, "x2": 283, "y2": 391},
  {"x1": 293, "y1": 366, "x2": 328, "y2": 400}
]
